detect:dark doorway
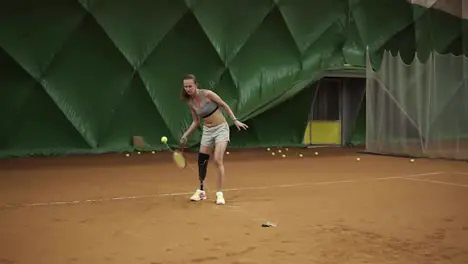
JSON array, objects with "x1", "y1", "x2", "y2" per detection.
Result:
[{"x1": 304, "y1": 77, "x2": 366, "y2": 146}]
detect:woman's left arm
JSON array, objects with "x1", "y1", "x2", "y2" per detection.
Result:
[
  {"x1": 205, "y1": 90, "x2": 248, "y2": 130},
  {"x1": 205, "y1": 90, "x2": 237, "y2": 121}
]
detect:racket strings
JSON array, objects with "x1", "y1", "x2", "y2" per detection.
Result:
[{"x1": 173, "y1": 152, "x2": 186, "y2": 168}]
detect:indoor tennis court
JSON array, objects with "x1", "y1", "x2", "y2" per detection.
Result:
[{"x1": 1, "y1": 147, "x2": 467, "y2": 264}]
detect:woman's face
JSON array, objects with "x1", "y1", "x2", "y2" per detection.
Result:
[{"x1": 183, "y1": 79, "x2": 197, "y2": 96}]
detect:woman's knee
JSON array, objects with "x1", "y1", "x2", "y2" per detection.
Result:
[
  {"x1": 213, "y1": 154, "x2": 224, "y2": 166},
  {"x1": 213, "y1": 141, "x2": 228, "y2": 166},
  {"x1": 214, "y1": 157, "x2": 223, "y2": 166}
]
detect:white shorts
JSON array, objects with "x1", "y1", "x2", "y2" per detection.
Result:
[{"x1": 200, "y1": 122, "x2": 230, "y2": 147}]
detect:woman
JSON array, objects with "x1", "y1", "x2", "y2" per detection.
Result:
[{"x1": 180, "y1": 74, "x2": 248, "y2": 205}]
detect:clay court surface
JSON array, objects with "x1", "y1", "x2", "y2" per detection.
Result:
[{"x1": 0, "y1": 147, "x2": 468, "y2": 264}]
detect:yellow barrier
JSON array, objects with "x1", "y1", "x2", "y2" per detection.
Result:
[{"x1": 303, "y1": 121, "x2": 341, "y2": 145}]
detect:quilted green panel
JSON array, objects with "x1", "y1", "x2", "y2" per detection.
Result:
[
  {"x1": 230, "y1": 83, "x2": 317, "y2": 148},
  {"x1": 42, "y1": 15, "x2": 136, "y2": 147},
  {"x1": 138, "y1": 11, "x2": 227, "y2": 146},
  {"x1": 350, "y1": 0, "x2": 414, "y2": 51},
  {"x1": 191, "y1": 0, "x2": 274, "y2": 64},
  {"x1": 463, "y1": 5, "x2": 468, "y2": 56},
  {"x1": 279, "y1": 0, "x2": 347, "y2": 53},
  {"x1": 82, "y1": 0, "x2": 187, "y2": 67},
  {"x1": 98, "y1": 73, "x2": 175, "y2": 150},
  {"x1": 228, "y1": 7, "x2": 302, "y2": 115},
  {"x1": 0, "y1": 48, "x2": 89, "y2": 153},
  {"x1": 412, "y1": 4, "x2": 464, "y2": 62},
  {"x1": 0, "y1": 49, "x2": 35, "y2": 147},
  {"x1": 0, "y1": 0, "x2": 87, "y2": 78},
  {"x1": 0, "y1": 0, "x2": 466, "y2": 157}
]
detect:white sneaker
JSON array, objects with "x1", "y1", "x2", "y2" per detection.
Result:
[
  {"x1": 190, "y1": 189, "x2": 206, "y2": 201},
  {"x1": 215, "y1": 191, "x2": 225, "y2": 205}
]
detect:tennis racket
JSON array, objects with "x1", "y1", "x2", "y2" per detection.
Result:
[
  {"x1": 163, "y1": 142, "x2": 187, "y2": 169},
  {"x1": 172, "y1": 145, "x2": 187, "y2": 169}
]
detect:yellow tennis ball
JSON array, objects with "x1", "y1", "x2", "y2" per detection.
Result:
[{"x1": 160, "y1": 136, "x2": 168, "y2": 144}]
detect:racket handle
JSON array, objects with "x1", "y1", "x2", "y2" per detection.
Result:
[{"x1": 179, "y1": 143, "x2": 186, "y2": 154}]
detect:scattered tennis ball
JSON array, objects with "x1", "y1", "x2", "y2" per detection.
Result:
[
  {"x1": 125, "y1": 153, "x2": 130, "y2": 157},
  {"x1": 314, "y1": 152, "x2": 319, "y2": 156},
  {"x1": 271, "y1": 152, "x2": 276, "y2": 156},
  {"x1": 278, "y1": 150, "x2": 282, "y2": 153},
  {"x1": 137, "y1": 151, "x2": 141, "y2": 155},
  {"x1": 285, "y1": 148, "x2": 289, "y2": 151},
  {"x1": 267, "y1": 148, "x2": 271, "y2": 151},
  {"x1": 226, "y1": 151, "x2": 230, "y2": 155},
  {"x1": 151, "y1": 151, "x2": 155, "y2": 154},
  {"x1": 410, "y1": 159, "x2": 415, "y2": 162},
  {"x1": 356, "y1": 157, "x2": 360, "y2": 161},
  {"x1": 282, "y1": 154, "x2": 286, "y2": 158},
  {"x1": 160, "y1": 136, "x2": 168, "y2": 144},
  {"x1": 299, "y1": 154, "x2": 303, "y2": 158}
]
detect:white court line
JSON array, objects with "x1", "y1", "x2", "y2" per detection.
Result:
[
  {"x1": 400, "y1": 177, "x2": 468, "y2": 188},
  {"x1": 0, "y1": 171, "x2": 444, "y2": 209},
  {"x1": 223, "y1": 172, "x2": 444, "y2": 191},
  {"x1": 453, "y1": 172, "x2": 468, "y2": 175}
]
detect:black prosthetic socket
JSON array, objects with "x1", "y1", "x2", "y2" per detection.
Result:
[{"x1": 198, "y1": 153, "x2": 210, "y2": 190}]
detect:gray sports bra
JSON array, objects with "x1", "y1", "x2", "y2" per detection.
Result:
[{"x1": 190, "y1": 90, "x2": 219, "y2": 118}]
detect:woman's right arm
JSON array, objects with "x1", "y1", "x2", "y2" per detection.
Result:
[{"x1": 182, "y1": 105, "x2": 200, "y2": 138}]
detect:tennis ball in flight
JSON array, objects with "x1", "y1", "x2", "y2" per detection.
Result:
[{"x1": 161, "y1": 136, "x2": 168, "y2": 144}]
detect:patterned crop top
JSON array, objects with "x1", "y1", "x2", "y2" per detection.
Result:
[{"x1": 190, "y1": 90, "x2": 219, "y2": 118}]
